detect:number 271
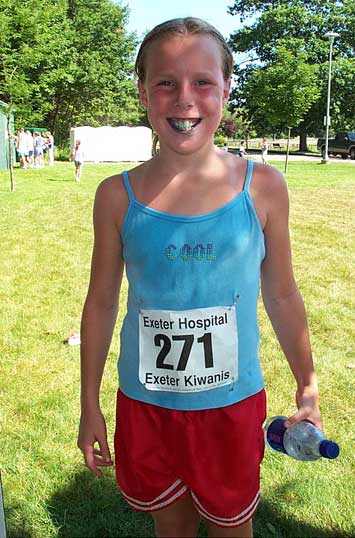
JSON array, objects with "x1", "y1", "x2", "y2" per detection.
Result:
[{"x1": 154, "y1": 332, "x2": 213, "y2": 371}]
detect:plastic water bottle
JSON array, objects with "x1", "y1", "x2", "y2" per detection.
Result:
[{"x1": 264, "y1": 416, "x2": 340, "y2": 461}]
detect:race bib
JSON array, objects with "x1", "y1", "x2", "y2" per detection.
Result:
[{"x1": 139, "y1": 305, "x2": 238, "y2": 393}]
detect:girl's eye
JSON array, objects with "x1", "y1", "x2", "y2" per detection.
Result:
[{"x1": 158, "y1": 80, "x2": 174, "y2": 87}]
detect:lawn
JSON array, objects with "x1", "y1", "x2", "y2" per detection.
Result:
[{"x1": 0, "y1": 160, "x2": 354, "y2": 538}]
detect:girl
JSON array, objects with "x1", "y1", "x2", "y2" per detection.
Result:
[
  {"x1": 46, "y1": 131, "x2": 55, "y2": 166},
  {"x1": 261, "y1": 137, "x2": 269, "y2": 165},
  {"x1": 238, "y1": 140, "x2": 247, "y2": 158},
  {"x1": 78, "y1": 18, "x2": 321, "y2": 538},
  {"x1": 15, "y1": 128, "x2": 28, "y2": 169},
  {"x1": 72, "y1": 140, "x2": 84, "y2": 182},
  {"x1": 33, "y1": 132, "x2": 45, "y2": 168}
]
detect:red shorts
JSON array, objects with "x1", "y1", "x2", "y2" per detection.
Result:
[{"x1": 114, "y1": 389, "x2": 266, "y2": 528}]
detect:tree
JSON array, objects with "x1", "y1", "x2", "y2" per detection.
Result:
[
  {"x1": 47, "y1": 0, "x2": 143, "y2": 141},
  {"x1": 329, "y1": 58, "x2": 355, "y2": 130},
  {"x1": 218, "y1": 113, "x2": 239, "y2": 139},
  {"x1": 0, "y1": 0, "x2": 144, "y2": 144},
  {"x1": 0, "y1": 0, "x2": 82, "y2": 130},
  {"x1": 246, "y1": 46, "x2": 320, "y2": 169},
  {"x1": 228, "y1": 0, "x2": 355, "y2": 149}
]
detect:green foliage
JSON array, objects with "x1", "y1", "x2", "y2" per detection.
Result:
[
  {"x1": 0, "y1": 0, "x2": 71, "y2": 124},
  {"x1": 214, "y1": 133, "x2": 227, "y2": 146},
  {"x1": 223, "y1": 105, "x2": 257, "y2": 141},
  {"x1": 0, "y1": 0, "x2": 144, "y2": 143},
  {"x1": 217, "y1": 108, "x2": 257, "y2": 140},
  {"x1": 229, "y1": 1, "x2": 341, "y2": 63},
  {"x1": 228, "y1": 0, "x2": 355, "y2": 139},
  {"x1": 246, "y1": 46, "x2": 320, "y2": 128},
  {"x1": 331, "y1": 57, "x2": 355, "y2": 130},
  {"x1": 217, "y1": 112, "x2": 238, "y2": 139}
]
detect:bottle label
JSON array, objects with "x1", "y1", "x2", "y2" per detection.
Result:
[{"x1": 267, "y1": 417, "x2": 288, "y2": 454}]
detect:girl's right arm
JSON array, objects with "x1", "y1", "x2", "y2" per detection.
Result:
[{"x1": 77, "y1": 176, "x2": 127, "y2": 476}]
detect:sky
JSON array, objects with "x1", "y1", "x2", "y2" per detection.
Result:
[{"x1": 123, "y1": 0, "x2": 242, "y2": 41}]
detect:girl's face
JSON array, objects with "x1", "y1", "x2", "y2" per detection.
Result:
[{"x1": 138, "y1": 34, "x2": 231, "y2": 156}]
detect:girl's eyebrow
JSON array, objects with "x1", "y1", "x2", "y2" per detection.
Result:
[
  {"x1": 150, "y1": 71, "x2": 217, "y2": 80},
  {"x1": 153, "y1": 74, "x2": 174, "y2": 79}
]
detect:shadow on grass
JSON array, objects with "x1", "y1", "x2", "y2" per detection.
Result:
[
  {"x1": 5, "y1": 502, "x2": 35, "y2": 538},
  {"x1": 47, "y1": 470, "x2": 155, "y2": 538},
  {"x1": 45, "y1": 471, "x2": 351, "y2": 538},
  {"x1": 254, "y1": 483, "x2": 351, "y2": 538}
]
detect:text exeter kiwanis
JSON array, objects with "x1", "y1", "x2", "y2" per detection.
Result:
[
  {"x1": 142, "y1": 311, "x2": 229, "y2": 332},
  {"x1": 145, "y1": 370, "x2": 231, "y2": 389}
]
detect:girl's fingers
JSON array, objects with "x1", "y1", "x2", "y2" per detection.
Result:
[
  {"x1": 93, "y1": 447, "x2": 113, "y2": 464},
  {"x1": 285, "y1": 409, "x2": 308, "y2": 427},
  {"x1": 285, "y1": 407, "x2": 322, "y2": 430},
  {"x1": 93, "y1": 456, "x2": 113, "y2": 467},
  {"x1": 83, "y1": 446, "x2": 103, "y2": 477}
]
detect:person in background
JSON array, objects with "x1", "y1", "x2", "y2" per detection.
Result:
[
  {"x1": 261, "y1": 138, "x2": 269, "y2": 165},
  {"x1": 15, "y1": 128, "x2": 28, "y2": 168},
  {"x1": 42, "y1": 135, "x2": 48, "y2": 161},
  {"x1": 33, "y1": 132, "x2": 45, "y2": 168},
  {"x1": 25, "y1": 131, "x2": 34, "y2": 168},
  {"x1": 72, "y1": 140, "x2": 84, "y2": 182},
  {"x1": 238, "y1": 140, "x2": 247, "y2": 158},
  {"x1": 46, "y1": 131, "x2": 55, "y2": 166}
]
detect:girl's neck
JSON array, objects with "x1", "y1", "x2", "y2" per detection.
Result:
[{"x1": 152, "y1": 141, "x2": 222, "y2": 178}]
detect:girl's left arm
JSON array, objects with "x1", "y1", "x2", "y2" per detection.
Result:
[{"x1": 260, "y1": 169, "x2": 322, "y2": 430}]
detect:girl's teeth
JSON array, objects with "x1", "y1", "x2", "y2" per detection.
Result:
[{"x1": 172, "y1": 120, "x2": 195, "y2": 131}]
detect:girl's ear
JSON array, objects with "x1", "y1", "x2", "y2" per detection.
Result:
[
  {"x1": 222, "y1": 78, "x2": 232, "y2": 106},
  {"x1": 138, "y1": 79, "x2": 148, "y2": 108}
]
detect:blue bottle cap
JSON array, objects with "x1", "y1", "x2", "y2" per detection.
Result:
[
  {"x1": 319, "y1": 440, "x2": 340, "y2": 459},
  {"x1": 266, "y1": 417, "x2": 287, "y2": 454}
]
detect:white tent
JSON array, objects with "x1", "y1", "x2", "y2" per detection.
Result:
[{"x1": 70, "y1": 126, "x2": 152, "y2": 162}]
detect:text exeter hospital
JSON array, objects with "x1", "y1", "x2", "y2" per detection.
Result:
[{"x1": 142, "y1": 312, "x2": 230, "y2": 332}]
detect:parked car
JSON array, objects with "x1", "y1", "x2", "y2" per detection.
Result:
[{"x1": 317, "y1": 131, "x2": 355, "y2": 160}]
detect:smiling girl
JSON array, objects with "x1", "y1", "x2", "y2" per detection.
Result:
[{"x1": 78, "y1": 18, "x2": 321, "y2": 538}]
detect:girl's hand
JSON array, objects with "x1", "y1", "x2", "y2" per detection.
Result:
[
  {"x1": 285, "y1": 387, "x2": 322, "y2": 431},
  {"x1": 77, "y1": 409, "x2": 113, "y2": 477}
]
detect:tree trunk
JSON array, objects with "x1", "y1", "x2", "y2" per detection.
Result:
[
  {"x1": 49, "y1": 96, "x2": 62, "y2": 138},
  {"x1": 299, "y1": 129, "x2": 308, "y2": 152}
]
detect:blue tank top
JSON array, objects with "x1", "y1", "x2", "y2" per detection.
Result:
[{"x1": 118, "y1": 159, "x2": 265, "y2": 410}]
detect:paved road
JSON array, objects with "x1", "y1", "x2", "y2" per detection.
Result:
[
  {"x1": 229, "y1": 148, "x2": 355, "y2": 163},
  {"x1": 264, "y1": 153, "x2": 355, "y2": 163}
]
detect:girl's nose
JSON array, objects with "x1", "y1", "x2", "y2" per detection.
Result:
[{"x1": 174, "y1": 82, "x2": 194, "y2": 109}]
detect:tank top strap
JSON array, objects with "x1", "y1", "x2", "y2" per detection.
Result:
[
  {"x1": 121, "y1": 170, "x2": 135, "y2": 203},
  {"x1": 243, "y1": 159, "x2": 254, "y2": 193}
]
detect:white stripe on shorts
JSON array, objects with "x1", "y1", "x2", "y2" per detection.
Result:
[
  {"x1": 120, "y1": 479, "x2": 189, "y2": 512},
  {"x1": 191, "y1": 490, "x2": 260, "y2": 527}
]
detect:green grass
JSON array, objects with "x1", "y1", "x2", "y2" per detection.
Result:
[{"x1": 0, "y1": 161, "x2": 354, "y2": 538}]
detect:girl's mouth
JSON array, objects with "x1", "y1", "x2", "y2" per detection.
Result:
[{"x1": 167, "y1": 118, "x2": 202, "y2": 133}]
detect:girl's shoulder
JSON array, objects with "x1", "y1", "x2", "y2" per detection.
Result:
[
  {"x1": 98, "y1": 161, "x2": 147, "y2": 201},
  {"x1": 97, "y1": 172, "x2": 129, "y2": 201},
  {"x1": 95, "y1": 173, "x2": 130, "y2": 230},
  {"x1": 251, "y1": 161, "x2": 286, "y2": 194},
  {"x1": 249, "y1": 162, "x2": 288, "y2": 229}
]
